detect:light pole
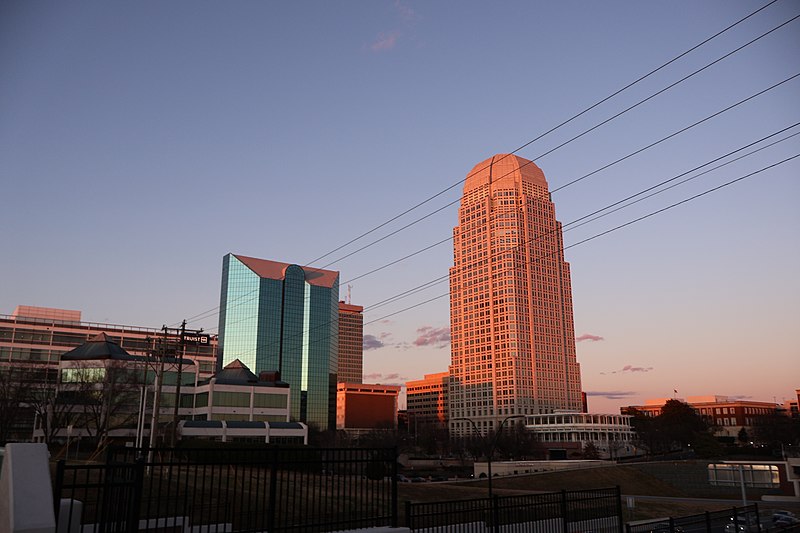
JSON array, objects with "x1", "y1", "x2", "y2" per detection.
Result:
[{"x1": 455, "y1": 415, "x2": 524, "y2": 499}]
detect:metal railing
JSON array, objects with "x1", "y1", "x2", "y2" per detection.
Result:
[
  {"x1": 55, "y1": 446, "x2": 398, "y2": 533},
  {"x1": 626, "y1": 504, "x2": 761, "y2": 533},
  {"x1": 406, "y1": 486, "x2": 623, "y2": 533}
]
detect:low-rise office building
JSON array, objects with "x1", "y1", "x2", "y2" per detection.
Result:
[
  {"x1": 522, "y1": 412, "x2": 638, "y2": 460},
  {"x1": 336, "y1": 383, "x2": 400, "y2": 432},
  {"x1": 623, "y1": 395, "x2": 779, "y2": 441},
  {"x1": 406, "y1": 372, "x2": 449, "y2": 430}
]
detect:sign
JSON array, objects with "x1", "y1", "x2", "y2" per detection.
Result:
[{"x1": 182, "y1": 333, "x2": 211, "y2": 345}]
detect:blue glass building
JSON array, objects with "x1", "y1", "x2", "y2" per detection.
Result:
[{"x1": 218, "y1": 254, "x2": 339, "y2": 430}]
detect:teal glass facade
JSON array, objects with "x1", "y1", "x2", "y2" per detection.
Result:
[{"x1": 218, "y1": 254, "x2": 339, "y2": 430}]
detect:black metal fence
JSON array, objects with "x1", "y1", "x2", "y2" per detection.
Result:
[
  {"x1": 54, "y1": 446, "x2": 398, "y2": 533},
  {"x1": 406, "y1": 486, "x2": 623, "y2": 533},
  {"x1": 626, "y1": 504, "x2": 761, "y2": 533}
]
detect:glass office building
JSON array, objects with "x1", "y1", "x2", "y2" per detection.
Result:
[{"x1": 218, "y1": 254, "x2": 340, "y2": 430}]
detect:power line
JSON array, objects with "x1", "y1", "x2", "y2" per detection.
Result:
[
  {"x1": 202, "y1": 115, "x2": 800, "y2": 336},
  {"x1": 302, "y1": 0, "x2": 782, "y2": 268},
  {"x1": 362, "y1": 124, "x2": 800, "y2": 314},
  {"x1": 362, "y1": 153, "x2": 799, "y2": 328},
  {"x1": 339, "y1": 72, "x2": 800, "y2": 285},
  {"x1": 214, "y1": 148, "x2": 799, "y2": 361},
  {"x1": 312, "y1": 14, "x2": 800, "y2": 270},
  {"x1": 172, "y1": 5, "x2": 794, "y2": 330}
]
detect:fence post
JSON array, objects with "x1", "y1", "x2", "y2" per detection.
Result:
[
  {"x1": 705, "y1": 511, "x2": 711, "y2": 532},
  {"x1": 126, "y1": 457, "x2": 145, "y2": 533},
  {"x1": 405, "y1": 500, "x2": 412, "y2": 530},
  {"x1": 615, "y1": 486, "x2": 624, "y2": 533},
  {"x1": 53, "y1": 460, "x2": 65, "y2": 524},
  {"x1": 561, "y1": 489, "x2": 568, "y2": 533},
  {"x1": 491, "y1": 495, "x2": 500, "y2": 533},
  {"x1": 267, "y1": 447, "x2": 279, "y2": 533},
  {"x1": 669, "y1": 517, "x2": 675, "y2": 533},
  {"x1": 391, "y1": 447, "x2": 398, "y2": 528},
  {"x1": 753, "y1": 503, "x2": 761, "y2": 532}
]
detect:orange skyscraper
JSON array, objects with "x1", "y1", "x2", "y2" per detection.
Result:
[{"x1": 449, "y1": 154, "x2": 583, "y2": 437}]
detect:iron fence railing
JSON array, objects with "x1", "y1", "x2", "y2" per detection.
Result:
[
  {"x1": 626, "y1": 504, "x2": 761, "y2": 533},
  {"x1": 406, "y1": 486, "x2": 623, "y2": 533},
  {"x1": 55, "y1": 446, "x2": 398, "y2": 533}
]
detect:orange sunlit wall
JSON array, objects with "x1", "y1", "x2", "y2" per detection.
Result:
[
  {"x1": 449, "y1": 154, "x2": 583, "y2": 437},
  {"x1": 406, "y1": 371, "x2": 449, "y2": 427},
  {"x1": 336, "y1": 383, "x2": 401, "y2": 430}
]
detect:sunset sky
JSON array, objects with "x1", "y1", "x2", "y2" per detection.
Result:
[{"x1": 1, "y1": 1, "x2": 798, "y2": 413}]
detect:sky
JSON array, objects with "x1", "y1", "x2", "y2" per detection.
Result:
[{"x1": 1, "y1": 1, "x2": 798, "y2": 414}]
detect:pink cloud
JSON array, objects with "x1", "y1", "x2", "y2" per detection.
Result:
[
  {"x1": 371, "y1": 31, "x2": 400, "y2": 52},
  {"x1": 362, "y1": 372, "x2": 407, "y2": 384},
  {"x1": 585, "y1": 390, "x2": 638, "y2": 400},
  {"x1": 363, "y1": 334, "x2": 385, "y2": 351},
  {"x1": 413, "y1": 326, "x2": 450, "y2": 348},
  {"x1": 609, "y1": 365, "x2": 653, "y2": 374},
  {"x1": 576, "y1": 333, "x2": 604, "y2": 342}
]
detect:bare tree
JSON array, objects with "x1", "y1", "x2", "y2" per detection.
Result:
[
  {"x1": 0, "y1": 365, "x2": 36, "y2": 444},
  {"x1": 60, "y1": 360, "x2": 142, "y2": 451}
]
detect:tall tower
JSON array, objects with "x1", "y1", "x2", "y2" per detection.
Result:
[
  {"x1": 337, "y1": 301, "x2": 364, "y2": 384},
  {"x1": 218, "y1": 254, "x2": 339, "y2": 430},
  {"x1": 449, "y1": 154, "x2": 582, "y2": 437}
]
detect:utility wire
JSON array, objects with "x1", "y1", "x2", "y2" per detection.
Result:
[
  {"x1": 314, "y1": 15, "x2": 800, "y2": 270},
  {"x1": 361, "y1": 153, "x2": 799, "y2": 328},
  {"x1": 196, "y1": 86, "x2": 800, "y2": 334},
  {"x1": 302, "y1": 0, "x2": 781, "y2": 267},
  {"x1": 173, "y1": 4, "x2": 793, "y2": 329},
  {"x1": 213, "y1": 149, "x2": 799, "y2": 361},
  {"x1": 360, "y1": 124, "x2": 800, "y2": 314}
]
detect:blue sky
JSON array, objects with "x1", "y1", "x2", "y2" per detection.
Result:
[{"x1": 1, "y1": 1, "x2": 798, "y2": 413}]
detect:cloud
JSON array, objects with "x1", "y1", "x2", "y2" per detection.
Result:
[
  {"x1": 576, "y1": 333, "x2": 604, "y2": 342},
  {"x1": 585, "y1": 390, "x2": 638, "y2": 400},
  {"x1": 394, "y1": 0, "x2": 416, "y2": 21},
  {"x1": 413, "y1": 326, "x2": 450, "y2": 348},
  {"x1": 608, "y1": 365, "x2": 653, "y2": 374},
  {"x1": 362, "y1": 372, "x2": 407, "y2": 384},
  {"x1": 363, "y1": 334, "x2": 385, "y2": 351},
  {"x1": 371, "y1": 31, "x2": 400, "y2": 52}
]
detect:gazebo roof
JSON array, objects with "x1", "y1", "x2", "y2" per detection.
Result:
[{"x1": 60, "y1": 332, "x2": 136, "y2": 361}]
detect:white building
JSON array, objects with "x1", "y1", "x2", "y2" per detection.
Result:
[{"x1": 523, "y1": 412, "x2": 638, "y2": 459}]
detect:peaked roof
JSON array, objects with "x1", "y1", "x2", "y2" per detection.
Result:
[
  {"x1": 232, "y1": 254, "x2": 339, "y2": 288},
  {"x1": 61, "y1": 332, "x2": 136, "y2": 361},
  {"x1": 214, "y1": 358, "x2": 259, "y2": 384},
  {"x1": 211, "y1": 359, "x2": 289, "y2": 388}
]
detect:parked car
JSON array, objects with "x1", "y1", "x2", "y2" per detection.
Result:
[
  {"x1": 396, "y1": 474, "x2": 411, "y2": 483},
  {"x1": 724, "y1": 515, "x2": 762, "y2": 532}
]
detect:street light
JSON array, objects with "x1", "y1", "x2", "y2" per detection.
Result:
[{"x1": 454, "y1": 415, "x2": 525, "y2": 499}]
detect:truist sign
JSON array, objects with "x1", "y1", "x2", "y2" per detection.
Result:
[{"x1": 183, "y1": 333, "x2": 211, "y2": 345}]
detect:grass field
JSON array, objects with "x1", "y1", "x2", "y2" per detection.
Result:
[{"x1": 397, "y1": 464, "x2": 800, "y2": 522}]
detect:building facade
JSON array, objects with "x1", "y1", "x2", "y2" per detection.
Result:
[
  {"x1": 335, "y1": 383, "x2": 400, "y2": 431},
  {"x1": 449, "y1": 155, "x2": 583, "y2": 437},
  {"x1": 623, "y1": 396, "x2": 779, "y2": 441},
  {"x1": 522, "y1": 412, "x2": 637, "y2": 460},
  {"x1": 0, "y1": 305, "x2": 217, "y2": 443},
  {"x1": 406, "y1": 371, "x2": 449, "y2": 429},
  {"x1": 337, "y1": 302, "x2": 363, "y2": 384},
  {"x1": 218, "y1": 254, "x2": 339, "y2": 430}
]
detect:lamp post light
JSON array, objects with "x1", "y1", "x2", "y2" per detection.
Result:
[{"x1": 455, "y1": 415, "x2": 525, "y2": 499}]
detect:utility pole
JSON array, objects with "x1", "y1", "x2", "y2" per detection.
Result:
[
  {"x1": 168, "y1": 320, "x2": 204, "y2": 447},
  {"x1": 147, "y1": 327, "x2": 168, "y2": 466},
  {"x1": 171, "y1": 320, "x2": 186, "y2": 447}
]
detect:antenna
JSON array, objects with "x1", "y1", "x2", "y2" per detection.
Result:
[{"x1": 347, "y1": 284, "x2": 352, "y2": 304}]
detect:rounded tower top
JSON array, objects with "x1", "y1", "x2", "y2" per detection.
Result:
[{"x1": 463, "y1": 154, "x2": 548, "y2": 193}]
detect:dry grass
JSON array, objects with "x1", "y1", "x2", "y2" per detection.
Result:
[{"x1": 398, "y1": 465, "x2": 800, "y2": 522}]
